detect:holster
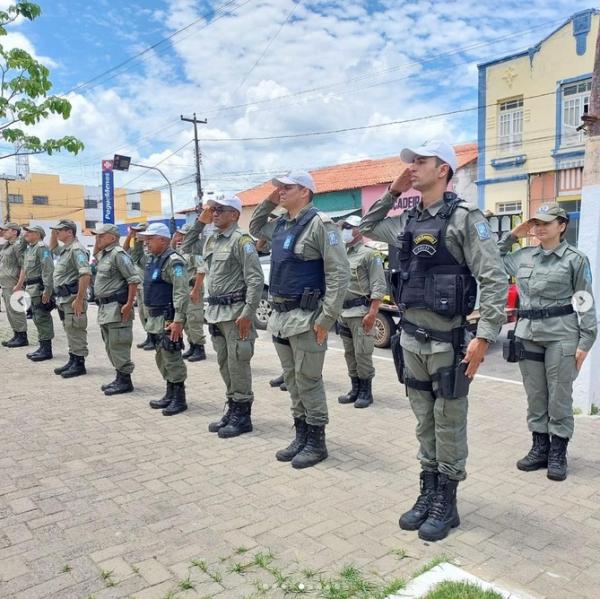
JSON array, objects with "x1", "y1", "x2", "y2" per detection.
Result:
[
  {"x1": 57, "y1": 307, "x2": 65, "y2": 322},
  {"x1": 299, "y1": 288, "x2": 321, "y2": 311},
  {"x1": 435, "y1": 362, "x2": 471, "y2": 400},
  {"x1": 390, "y1": 331, "x2": 405, "y2": 384},
  {"x1": 208, "y1": 323, "x2": 223, "y2": 337},
  {"x1": 37, "y1": 296, "x2": 56, "y2": 312},
  {"x1": 503, "y1": 330, "x2": 520, "y2": 363},
  {"x1": 160, "y1": 331, "x2": 184, "y2": 352}
]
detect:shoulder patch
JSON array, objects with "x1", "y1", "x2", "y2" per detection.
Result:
[
  {"x1": 243, "y1": 242, "x2": 256, "y2": 255},
  {"x1": 172, "y1": 263, "x2": 185, "y2": 278},
  {"x1": 374, "y1": 254, "x2": 384, "y2": 266},
  {"x1": 316, "y1": 212, "x2": 333, "y2": 224},
  {"x1": 328, "y1": 231, "x2": 339, "y2": 246},
  {"x1": 76, "y1": 251, "x2": 87, "y2": 265},
  {"x1": 42, "y1": 248, "x2": 51, "y2": 260},
  {"x1": 474, "y1": 221, "x2": 491, "y2": 241}
]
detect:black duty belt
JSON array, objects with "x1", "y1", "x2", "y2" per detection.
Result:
[
  {"x1": 25, "y1": 277, "x2": 43, "y2": 286},
  {"x1": 272, "y1": 335, "x2": 290, "y2": 346},
  {"x1": 272, "y1": 297, "x2": 301, "y2": 313},
  {"x1": 56, "y1": 281, "x2": 79, "y2": 297},
  {"x1": 147, "y1": 306, "x2": 169, "y2": 317},
  {"x1": 97, "y1": 289, "x2": 129, "y2": 306},
  {"x1": 343, "y1": 297, "x2": 370, "y2": 309},
  {"x1": 516, "y1": 305, "x2": 574, "y2": 320},
  {"x1": 402, "y1": 320, "x2": 464, "y2": 346},
  {"x1": 207, "y1": 291, "x2": 245, "y2": 306}
]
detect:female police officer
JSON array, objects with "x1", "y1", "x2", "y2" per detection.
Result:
[{"x1": 498, "y1": 203, "x2": 597, "y2": 481}]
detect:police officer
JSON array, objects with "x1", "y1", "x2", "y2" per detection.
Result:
[
  {"x1": 0, "y1": 222, "x2": 27, "y2": 347},
  {"x1": 360, "y1": 141, "x2": 507, "y2": 541},
  {"x1": 174, "y1": 223, "x2": 207, "y2": 362},
  {"x1": 124, "y1": 223, "x2": 153, "y2": 350},
  {"x1": 23, "y1": 225, "x2": 55, "y2": 361},
  {"x1": 49, "y1": 219, "x2": 92, "y2": 378},
  {"x1": 498, "y1": 203, "x2": 597, "y2": 481},
  {"x1": 250, "y1": 171, "x2": 350, "y2": 469},
  {"x1": 92, "y1": 224, "x2": 141, "y2": 395},
  {"x1": 192, "y1": 196, "x2": 264, "y2": 438},
  {"x1": 137, "y1": 222, "x2": 189, "y2": 415},
  {"x1": 337, "y1": 214, "x2": 387, "y2": 409}
]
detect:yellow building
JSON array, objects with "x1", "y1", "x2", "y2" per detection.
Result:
[
  {"x1": 0, "y1": 172, "x2": 163, "y2": 234},
  {"x1": 477, "y1": 8, "x2": 598, "y2": 245}
]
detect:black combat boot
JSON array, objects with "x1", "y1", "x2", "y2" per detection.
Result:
[
  {"x1": 54, "y1": 353, "x2": 75, "y2": 375},
  {"x1": 218, "y1": 402, "x2": 252, "y2": 438},
  {"x1": 208, "y1": 400, "x2": 232, "y2": 432},
  {"x1": 101, "y1": 370, "x2": 119, "y2": 391},
  {"x1": 547, "y1": 435, "x2": 569, "y2": 481},
  {"x1": 162, "y1": 382, "x2": 187, "y2": 416},
  {"x1": 338, "y1": 376, "x2": 360, "y2": 404},
  {"x1": 104, "y1": 372, "x2": 134, "y2": 396},
  {"x1": 516, "y1": 432, "x2": 550, "y2": 472},
  {"x1": 27, "y1": 339, "x2": 53, "y2": 362},
  {"x1": 6, "y1": 331, "x2": 28, "y2": 348},
  {"x1": 354, "y1": 378, "x2": 373, "y2": 409},
  {"x1": 399, "y1": 471, "x2": 438, "y2": 530},
  {"x1": 136, "y1": 334, "x2": 153, "y2": 349},
  {"x1": 418, "y1": 474, "x2": 460, "y2": 541},
  {"x1": 181, "y1": 340, "x2": 195, "y2": 359},
  {"x1": 61, "y1": 354, "x2": 86, "y2": 378},
  {"x1": 2, "y1": 331, "x2": 17, "y2": 346},
  {"x1": 187, "y1": 344, "x2": 206, "y2": 362},
  {"x1": 276, "y1": 418, "x2": 308, "y2": 462},
  {"x1": 149, "y1": 382, "x2": 173, "y2": 409},
  {"x1": 280, "y1": 381, "x2": 288, "y2": 391},
  {"x1": 291, "y1": 424, "x2": 328, "y2": 469},
  {"x1": 270, "y1": 374, "x2": 285, "y2": 387}
]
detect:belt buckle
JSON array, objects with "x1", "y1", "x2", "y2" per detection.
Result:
[{"x1": 414, "y1": 327, "x2": 430, "y2": 343}]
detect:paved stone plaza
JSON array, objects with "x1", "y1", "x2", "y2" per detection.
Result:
[{"x1": 1, "y1": 307, "x2": 599, "y2": 598}]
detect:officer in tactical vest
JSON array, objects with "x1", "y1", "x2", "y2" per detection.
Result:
[
  {"x1": 0, "y1": 222, "x2": 27, "y2": 347},
  {"x1": 337, "y1": 214, "x2": 387, "y2": 409},
  {"x1": 49, "y1": 219, "x2": 92, "y2": 378},
  {"x1": 22, "y1": 225, "x2": 55, "y2": 361},
  {"x1": 92, "y1": 224, "x2": 141, "y2": 395},
  {"x1": 250, "y1": 171, "x2": 350, "y2": 469},
  {"x1": 360, "y1": 141, "x2": 507, "y2": 541},
  {"x1": 498, "y1": 203, "x2": 597, "y2": 481},
  {"x1": 124, "y1": 223, "x2": 153, "y2": 350},
  {"x1": 191, "y1": 196, "x2": 264, "y2": 438},
  {"x1": 138, "y1": 222, "x2": 189, "y2": 415},
  {"x1": 173, "y1": 223, "x2": 207, "y2": 362}
]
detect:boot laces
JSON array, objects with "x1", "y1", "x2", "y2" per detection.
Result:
[
  {"x1": 548, "y1": 442, "x2": 566, "y2": 467},
  {"x1": 427, "y1": 488, "x2": 449, "y2": 521}
]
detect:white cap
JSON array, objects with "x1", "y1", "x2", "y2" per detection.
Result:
[
  {"x1": 342, "y1": 214, "x2": 362, "y2": 227},
  {"x1": 208, "y1": 195, "x2": 242, "y2": 214},
  {"x1": 400, "y1": 140, "x2": 458, "y2": 173},
  {"x1": 271, "y1": 170, "x2": 316, "y2": 193},
  {"x1": 137, "y1": 222, "x2": 172, "y2": 239}
]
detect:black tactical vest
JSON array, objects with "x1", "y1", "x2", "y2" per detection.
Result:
[
  {"x1": 388, "y1": 192, "x2": 477, "y2": 318},
  {"x1": 269, "y1": 207, "x2": 326, "y2": 298},
  {"x1": 143, "y1": 248, "x2": 175, "y2": 308}
]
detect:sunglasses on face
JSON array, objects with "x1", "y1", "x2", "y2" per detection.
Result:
[
  {"x1": 212, "y1": 207, "x2": 237, "y2": 215},
  {"x1": 341, "y1": 224, "x2": 354, "y2": 230}
]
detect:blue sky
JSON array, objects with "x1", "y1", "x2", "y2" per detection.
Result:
[{"x1": 2, "y1": 0, "x2": 596, "y2": 210}]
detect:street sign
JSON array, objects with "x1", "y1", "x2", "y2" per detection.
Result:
[
  {"x1": 113, "y1": 154, "x2": 131, "y2": 171},
  {"x1": 102, "y1": 160, "x2": 114, "y2": 224}
]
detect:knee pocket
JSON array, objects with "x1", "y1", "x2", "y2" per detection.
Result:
[
  {"x1": 298, "y1": 350, "x2": 324, "y2": 382},
  {"x1": 557, "y1": 341, "x2": 577, "y2": 382},
  {"x1": 354, "y1": 329, "x2": 374, "y2": 355},
  {"x1": 235, "y1": 338, "x2": 254, "y2": 362}
]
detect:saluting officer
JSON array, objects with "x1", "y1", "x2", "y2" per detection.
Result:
[
  {"x1": 124, "y1": 223, "x2": 153, "y2": 350},
  {"x1": 0, "y1": 222, "x2": 27, "y2": 347},
  {"x1": 22, "y1": 225, "x2": 55, "y2": 361},
  {"x1": 92, "y1": 224, "x2": 141, "y2": 396},
  {"x1": 498, "y1": 203, "x2": 597, "y2": 481},
  {"x1": 337, "y1": 214, "x2": 387, "y2": 409},
  {"x1": 249, "y1": 171, "x2": 350, "y2": 469},
  {"x1": 138, "y1": 223, "x2": 189, "y2": 415},
  {"x1": 192, "y1": 196, "x2": 264, "y2": 438},
  {"x1": 49, "y1": 219, "x2": 91, "y2": 378},
  {"x1": 360, "y1": 141, "x2": 506, "y2": 541},
  {"x1": 174, "y1": 223, "x2": 207, "y2": 362}
]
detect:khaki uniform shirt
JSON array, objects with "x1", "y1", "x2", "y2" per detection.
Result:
[
  {"x1": 52, "y1": 239, "x2": 91, "y2": 305},
  {"x1": 94, "y1": 242, "x2": 141, "y2": 325},
  {"x1": 0, "y1": 237, "x2": 25, "y2": 287},
  {"x1": 178, "y1": 227, "x2": 207, "y2": 284},
  {"x1": 498, "y1": 234, "x2": 597, "y2": 352},
  {"x1": 360, "y1": 191, "x2": 507, "y2": 354},
  {"x1": 249, "y1": 201, "x2": 350, "y2": 337},
  {"x1": 341, "y1": 241, "x2": 387, "y2": 318},
  {"x1": 144, "y1": 249, "x2": 189, "y2": 333},
  {"x1": 24, "y1": 241, "x2": 54, "y2": 298},
  {"x1": 199, "y1": 222, "x2": 264, "y2": 324},
  {"x1": 128, "y1": 238, "x2": 150, "y2": 278}
]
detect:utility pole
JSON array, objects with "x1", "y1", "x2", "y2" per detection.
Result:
[
  {"x1": 573, "y1": 20, "x2": 600, "y2": 414},
  {"x1": 180, "y1": 113, "x2": 207, "y2": 206}
]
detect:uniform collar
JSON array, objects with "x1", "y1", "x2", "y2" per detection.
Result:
[
  {"x1": 417, "y1": 197, "x2": 445, "y2": 218},
  {"x1": 101, "y1": 241, "x2": 118, "y2": 256},
  {"x1": 216, "y1": 222, "x2": 239, "y2": 238},
  {"x1": 285, "y1": 202, "x2": 314, "y2": 222},
  {"x1": 347, "y1": 240, "x2": 363, "y2": 254},
  {"x1": 532, "y1": 240, "x2": 568, "y2": 258}
]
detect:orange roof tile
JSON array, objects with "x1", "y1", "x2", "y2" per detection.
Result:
[{"x1": 237, "y1": 143, "x2": 477, "y2": 207}]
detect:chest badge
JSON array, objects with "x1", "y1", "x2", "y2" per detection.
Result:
[
  {"x1": 283, "y1": 235, "x2": 294, "y2": 250},
  {"x1": 412, "y1": 233, "x2": 438, "y2": 256}
]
